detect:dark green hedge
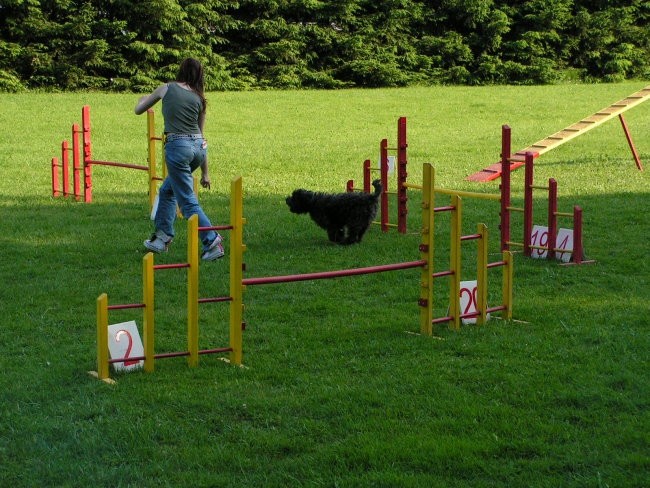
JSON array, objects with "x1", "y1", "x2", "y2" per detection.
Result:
[{"x1": 1, "y1": 0, "x2": 648, "y2": 92}]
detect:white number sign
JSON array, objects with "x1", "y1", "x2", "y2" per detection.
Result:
[
  {"x1": 459, "y1": 280, "x2": 490, "y2": 325},
  {"x1": 555, "y1": 228, "x2": 574, "y2": 263},
  {"x1": 529, "y1": 225, "x2": 574, "y2": 262},
  {"x1": 530, "y1": 225, "x2": 549, "y2": 259},
  {"x1": 107, "y1": 320, "x2": 144, "y2": 372}
]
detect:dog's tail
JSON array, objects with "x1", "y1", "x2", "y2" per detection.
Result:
[{"x1": 371, "y1": 179, "x2": 382, "y2": 196}]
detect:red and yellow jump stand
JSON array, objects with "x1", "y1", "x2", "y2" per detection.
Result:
[{"x1": 93, "y1": 176, "x2": 245, "y2": 383}]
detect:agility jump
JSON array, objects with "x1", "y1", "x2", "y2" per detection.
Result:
[
  {"x1": 51, "y1": 105, "x2": 163, "y2": 209},
  {"x1": 92, "y1": 177, "x2": 244, "y2": 383},
  {"x1": 94, "y1": 164, "x2": 514, "y2": 381},
  {"x1": 467, "y1": 85, "x2": 649, "y2": 182}
]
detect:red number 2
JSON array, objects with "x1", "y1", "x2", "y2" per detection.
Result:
[
  {"x1": 460, "y1": 286, "x2": 477, "y2": 315},
  {"x1": 115, "y1": 330, "x2": 139, "y2": 367}
]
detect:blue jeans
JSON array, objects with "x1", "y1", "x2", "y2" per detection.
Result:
[{"x1": 155, "y1": 134, "x2": 217, "y2": 249}]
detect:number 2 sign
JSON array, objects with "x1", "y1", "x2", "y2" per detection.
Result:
[
  {"x1": 107, "y1": 321, "x2": 144, "y2": 372},
  {"x1": 459, "y1": 280, "x2": 490, "y2": 325}
]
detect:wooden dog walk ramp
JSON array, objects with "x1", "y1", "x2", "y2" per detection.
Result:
[{"x1": 466, "y1": 85, "x2": 650, "y2": 182}]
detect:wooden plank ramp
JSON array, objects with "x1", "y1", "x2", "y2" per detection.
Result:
[{"x1": 466, "y1": 85, "x2": 650, "y2": 182}]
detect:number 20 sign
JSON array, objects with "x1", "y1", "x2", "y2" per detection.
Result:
[
  {"x1": 107, "y1": 321, "x2": 144, "y2": 372},
  {"x1": 459, "y1": 280, "x2": 490, "y2": 325}
]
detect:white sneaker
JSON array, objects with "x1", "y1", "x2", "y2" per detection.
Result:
[
  {"x1": 144, "y1": 230, "x2": 172, "y2": 253},
  {"x1": 202, "y1": 235, "x2": 224, "y2": 261}
]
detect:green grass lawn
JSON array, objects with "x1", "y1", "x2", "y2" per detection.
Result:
[{"x1": 1, "y1": 83, "x2": 648, "y2": 487}]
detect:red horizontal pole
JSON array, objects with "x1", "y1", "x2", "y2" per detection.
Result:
[
  {"x1": 434, "y1": 206, "x2": 455, "y2": 213},
  {"x1": 486, "y1": 305, "x2": 507, "y2": 313},
  {"x1": 109, "y1": 347, "x2": 233, "y2": 364},
  {"x1": 87, "y1": 160, "x2": 149, "y2": 171},
  {"x1": 153, "y1": 263, "x2": 190, "y2": 270},
  {"x1": 243, "y1": 260, "x2": 426, "y2": 286},
  {"x1": 198, "y1": 296, "x2": 233, "y2": 304},
  {"x1": 487, "y1": 261, "x2": 506, "y2": 269},
  {"x1": 432, "y1": 316, "x2": 453, "y2": 324},
  {"x1": 198, "y1": 225, "x2": 234, "y2": 232},
  {"x1": 460, "y1": 233, "x2": 481, "y2": 241},
  {"x1": 107, "y1": 303, "x2": 145, "y2": 310},
  {"x1": 432, "y1": 270, "x2": 453, "y2": 278},
  {"x1": 198, "y1": 347, "x2": 233, "y2": 355}
]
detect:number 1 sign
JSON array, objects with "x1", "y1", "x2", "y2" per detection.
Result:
[
  {"x1": 555, "y1": 228, "x2": 574, "y2": 263},
  {"x1": 107, "y1": 321, "x2": 144, "y2": 372}
]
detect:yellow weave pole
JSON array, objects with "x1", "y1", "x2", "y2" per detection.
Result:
[
  {"x1": 143, "y1": 252, "x2": 155, "y2": 373},
  {"x1": 229, "y1": 176, "x2": 245, "y2": 364},
  {"x1": 146, "y1": 110, "x2": 157, "y2": 210},
  {"x1": 419, "y1": 163, "x2": 434, "y2": 336},
  {"x1": 502, "y1": 250, "x2": 514, "y2": 320},
  {"x1": 475, "y1": 223, "x2": 488, "y2": 326},
  {"x1": 187, "y1": 214, "x2": 199, "y2": 367},
  {"x1": 96, "y1": 293, "x2": 109, "y2": 380},
  {"x1": 449, "y1": 195, "x2": 462, "y2": 331}
]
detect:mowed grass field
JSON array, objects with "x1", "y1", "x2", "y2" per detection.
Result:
[{"x1": 0, "y1": 83, "x2": 648, "y2": 487}]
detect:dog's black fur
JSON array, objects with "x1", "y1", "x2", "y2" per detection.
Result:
[{"x1": 286, "y1": 179, "x2": 382, "y2": 245}]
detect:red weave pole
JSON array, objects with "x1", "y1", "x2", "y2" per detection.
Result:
[
  {"x1": 523, "y1": 152, "x2": 535, "y2": 257},
  {"x1": 243, "y1": 260, "x2": 427, "y2": 286},
  {"x1": 397, "y1": 116, "x2": 408, "y2": 234},
  {"x1": 86, "y1": 160, "x2": 149, "y2": 171},
  {"x1": 572, "y1": 206, "x2": 583, "y2": 263},
  {"x1": 72, "y1": 123, "x2": 81, "y2": 200},
  {"x1": 51, "y1": 157, "x2": 60, "y2": 197},
  {"x1": 61, "y1": 140, "x2": 70, "y2": 197},
  {"x1": 548, "y1": 178, "x2": 558, "y2": 260},
  {"x1": 153, "y1": 263, "x2": 190, "y2": 270},
  {"x1": 346, "y1": 180, "x2": 354, "y2": 192},
  {"x1": 380, "y1": 139, "x2": 389, "y2": 232},
  {"x1": 500, "y1": 125, "x2": 511, "y2": 251},
  {"x1": 82, "y1": 105, "x2": 92, "y2": 203},
  {"x1": 619, "y1": 114, "x2": 644, "y2": 171},
  {"x1": 363, "y1": 159, "x2": 371, "y2": 193}
]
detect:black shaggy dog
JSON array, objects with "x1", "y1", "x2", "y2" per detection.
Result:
[{"x1": 286, "y1": 179, "x2": 382, "y2": 245}]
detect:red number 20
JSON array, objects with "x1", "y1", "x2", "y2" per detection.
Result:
[{"x1": 460, "y1": 286, "x2": 477, "y2": 315}]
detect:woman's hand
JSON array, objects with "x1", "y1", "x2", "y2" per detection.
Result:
[{"x1": 200, "y1": 173, "x2": 211, "y2": 189}]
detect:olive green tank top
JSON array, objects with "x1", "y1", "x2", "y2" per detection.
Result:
[{"x1": 162, "y1": 82, "x2": 203, "y2": 134}]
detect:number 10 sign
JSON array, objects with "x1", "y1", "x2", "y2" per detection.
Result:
[{"x1": 107, "y1": 321, "x2": 144, "y2": 372}]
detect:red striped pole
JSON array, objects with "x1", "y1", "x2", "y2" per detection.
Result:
[
  {"x1": 523, "y1": 152, "x2": 535, "y2": 257},
  {"x1": 82, "y1": 105, "x2": 92, "y2": 203},
  {"x1": 397, "y1": 116, "x2": 408, "y2": 234},
  {"x1": 548, "y1": 178, "x2": 558, "y2": 260},
  {"x1": 72, "y1": 123, "x2": 81, "y2": 200},
  {"x1": 380, "y1": 139, "x2": 389, "y2": 231},
  {"x1": 500, "y1": 125, "x2": 511, "y2": 251}
]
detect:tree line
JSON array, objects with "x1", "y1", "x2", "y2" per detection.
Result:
[{"x1": 1, "y1": 0, "x2": 648, "y2": 92}]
